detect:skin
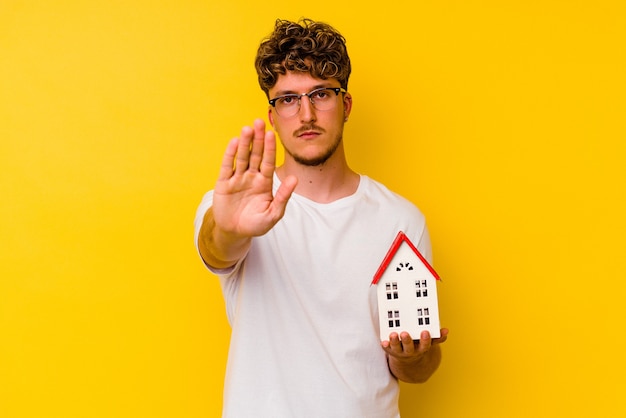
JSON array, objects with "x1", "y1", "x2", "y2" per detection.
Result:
[
  {"x1": 197, "y1": 71, "x2": 448, "y2": 382},
  {"x1": 268, "y1": 71, "x2": 359, "y2": 203},
  {"x1": 383, "y1": 329, "x2": 449, "y2": 383}
]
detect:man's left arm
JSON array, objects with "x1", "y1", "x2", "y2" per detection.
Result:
[{"x1": 382, "y1": 329, "x2": 449, "y2": 383}]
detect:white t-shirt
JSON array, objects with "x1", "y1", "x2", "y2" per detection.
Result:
[{"x1": 194, "y1": 175, "x2": 432, "y2": 418}]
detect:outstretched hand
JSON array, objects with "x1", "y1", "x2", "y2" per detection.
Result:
[{"x1": 212, "y1": 119, "x2": 298, "y2": 240}]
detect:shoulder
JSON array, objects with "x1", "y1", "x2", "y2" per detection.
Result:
[{"x1": 360, "y1": 176, "x2": 425, "y2": 218}]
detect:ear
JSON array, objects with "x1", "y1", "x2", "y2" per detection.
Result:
[
  {"x1": 343, "y1": 92, "x2": 353, "y2": 120},
  {"x1": 268, "y1": 107, "x2": 275, "y2": 127}
]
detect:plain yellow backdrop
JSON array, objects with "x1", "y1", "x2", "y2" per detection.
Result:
[{"x1": 2, "y1": 1, "x2": 625, "y2": 417}]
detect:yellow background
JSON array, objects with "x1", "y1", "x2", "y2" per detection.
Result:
[{"x1": 2, "y1": 1, "x2": 625, "y2": 417}]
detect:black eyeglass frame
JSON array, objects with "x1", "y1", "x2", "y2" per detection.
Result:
[{"x1": 268, "y1": 87, "x2": 347, "y2": 109}]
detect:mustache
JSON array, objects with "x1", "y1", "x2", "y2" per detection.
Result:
[{"x1": 293, "y1": 124, "x2": 326, "y2": 136}]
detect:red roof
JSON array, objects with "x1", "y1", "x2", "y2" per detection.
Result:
[{"x1": 371, "y1": 231, "x2": 441, "y2": 285}]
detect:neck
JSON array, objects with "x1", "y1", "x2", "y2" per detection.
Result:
[{"x1": 276, "y1": 146, "x2": 360, "y2": 203}]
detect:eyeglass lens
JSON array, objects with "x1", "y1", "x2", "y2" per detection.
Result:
[{"x1": 273, "y1": 88, "x2": 342, "y2": 117}]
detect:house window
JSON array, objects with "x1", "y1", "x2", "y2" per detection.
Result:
[
  {"x1": 385, "y1": 282, "x2": 399, "y2": 300},
  {"x1": 396, "y1": 262, "x2": 414, "y2": 272},
  {"x1": 387, "y1": 310, "x2": 401, "y2": 328},
  {"x1": 417, "y1": 308, "x2": 431, "y2": 326},
  {"x1": 415, "y1": 280, "x2": 428, "y2": 298}
]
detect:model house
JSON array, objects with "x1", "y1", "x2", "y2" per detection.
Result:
[{"x1": 372, "y1": 231, "x2": 441, "y2": 341}]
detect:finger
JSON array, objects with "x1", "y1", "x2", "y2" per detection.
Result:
[
  {"x1": 387, "y1": 332, "x2": 403, "y2": 354},
  {"x1": 260, "y1": 129, "x2": 277, "y2": 178},
  {"x1": 234, "y1": 125, "x2": 253, "y2": 174},
  {"x1": 417, "y1": 330, "x2": 432, "y2": 353},
  {"x1": 432, "y1": 328, "x2": 449, "y2": 345},
  {"x1": 271, "y1": 174, "x2": 297, "y2": 216},
  {"x1": 248, "y1": 119, "x2": 266, "y2": 172},
  {"x1": 217, "y1": 137, "x2": 239, "y2": 181},
  {"x1": 400, "y1": 332, "x2": 415, "y2": 354}
]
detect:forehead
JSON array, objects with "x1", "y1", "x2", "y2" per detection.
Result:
[{"x1": 270, "y1": 71, "x2": 339, "y2": 96}]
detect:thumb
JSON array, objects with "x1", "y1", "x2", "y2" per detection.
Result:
[{"x1": 272, "y1": 175, "x2": 298, "y2": 214}]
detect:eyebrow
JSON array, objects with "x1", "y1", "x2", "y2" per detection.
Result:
[{"x1": 273, "y1": 83, "x2": 336, "y2": 97}]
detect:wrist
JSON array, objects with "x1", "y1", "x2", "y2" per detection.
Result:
[{"x1": 199, "y1": 208, "x2": 251, "y2": 269}]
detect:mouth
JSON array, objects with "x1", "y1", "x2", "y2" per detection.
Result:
[
  {"x1": 297, "y1": 130, "x2": 321, "y2": 139},
  {"x1": 294, "y1": 124, "x2": 325, "y2": 139}
]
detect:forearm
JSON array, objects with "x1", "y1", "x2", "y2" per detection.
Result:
[
  {"x1": 388, "y1": 344, "x2": 442, "y2": 384},
  {"x1": 198, "y1": 207, "x2": 251, "y2": 269}
]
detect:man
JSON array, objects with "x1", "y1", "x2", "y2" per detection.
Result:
[{"x1": 194, "y1": 18, "x2": 448, "y2": 417}]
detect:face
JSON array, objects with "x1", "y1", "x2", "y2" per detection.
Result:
[{"x1": 268, "y1": 71, "x2": 352, "y2": 167}]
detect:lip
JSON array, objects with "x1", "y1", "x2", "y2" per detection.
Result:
[{"x1": 297, "y1": 131, "x2": 321, "y2": 139}]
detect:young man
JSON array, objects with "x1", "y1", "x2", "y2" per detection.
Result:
[{"x1": 195, "y1": 18, "x2": 448, "y2": 417}]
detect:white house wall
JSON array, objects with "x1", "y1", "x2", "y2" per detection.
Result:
[{"x1": 376, "y1": 243, "x2": 441, "y2": 341}]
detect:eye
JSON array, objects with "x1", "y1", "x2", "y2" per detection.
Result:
[
  {"x1": 312, "y1": 89, "x2": 330, "y2": 100},
  {"x1": 278, "y1": 95, "x2": 298, "y2": 105}
]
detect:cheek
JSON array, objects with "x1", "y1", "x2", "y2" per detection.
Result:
[{"x1": 272, "y1": 120, "x2": 293, "y2": 141}]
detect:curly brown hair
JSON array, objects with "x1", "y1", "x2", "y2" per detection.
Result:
[{"x1": 255, "y1": 18, "x2": 351, "y2": 96}]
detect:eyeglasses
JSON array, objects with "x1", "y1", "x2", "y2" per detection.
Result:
[{"x1": 268, "y1": 87, "x2": 347, "y2": 118}]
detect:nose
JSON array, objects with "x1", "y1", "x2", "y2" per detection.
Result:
[{"x1": 298, "y1": 95, "x2": 317, "y2": 122}]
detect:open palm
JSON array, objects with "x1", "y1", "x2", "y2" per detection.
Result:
[{"x1": 212, "y1": 119, "x2": 297, "y2": 239}]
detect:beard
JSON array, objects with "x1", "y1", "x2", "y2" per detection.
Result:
[
  {"x1": 284, "y1": 123, "x2": 344, "y2": 167},
  {"x1": 287, "y1": 135, "x2": 343, "y2": 166}
]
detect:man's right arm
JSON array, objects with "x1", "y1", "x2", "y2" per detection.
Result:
[
  {"x1": 197, "y1": 206, "x2": 252, "y2": 270},
  {"x1": 195, "y1": 119, "x2": 297, "y2": 270}
]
